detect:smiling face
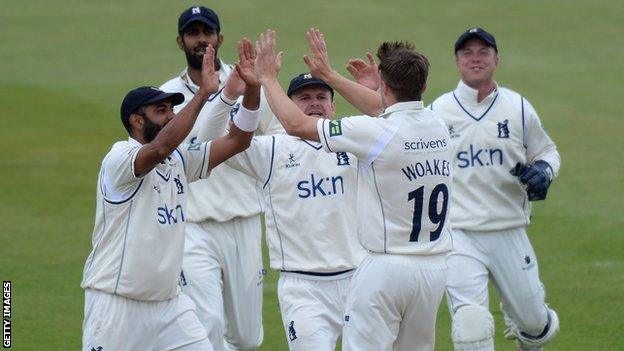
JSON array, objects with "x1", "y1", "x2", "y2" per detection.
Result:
[
  {"x1": 290, "y1": 86, "x2": 335, "y2": 119},
  {"x1": 177, "y1": 21, "x2": 223, "y2": 70},
  {"x1": 455, "y1": 37, "x2": 499, "y2": 89}
]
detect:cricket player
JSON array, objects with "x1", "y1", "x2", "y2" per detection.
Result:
[
  {"x1": 429, "y1": 28, "x2": 561, "y2": 351},
  {"x1": 81, "y1": 45, "x2": 264, "y2": 351},
  {"x1": 340, "y1": 27, "x2": 561, "y2": 351},
  {"x1": 254, "y1": 28, "x2": 453, "y2": 351},
  {"x1": 159, "y1": 6, "x2": 280, "y2": 350},
  {"x1": 196, "y1": 68, "x2": 365, "y2": 350}
]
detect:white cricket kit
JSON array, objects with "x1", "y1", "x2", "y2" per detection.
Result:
[
  {"x1": 160, "y1": 62, "x2": 277, "y2": 350},
  {"x1": 431, "y1": 80, "x2": 561, "y2": 343},
  {"x1": 226, "y1": 133, "x2": 364, "y2": 350},
  {"x1": 81, "y1": 138, "x2": 212, "y2": 350},
  {"x1": 430, "y1": 80, "x2": 560, "y2": 231},
  {"x1": 317, "y1": 101, "x2": 453, "y2": 351}
]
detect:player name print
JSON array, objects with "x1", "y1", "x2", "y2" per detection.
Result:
[{"x1": 401, "y1": 159, "x2": 451, "y2": 181}]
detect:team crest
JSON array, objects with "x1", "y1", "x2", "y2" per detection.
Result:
[
  {"x1": 174, "y1": 175, "x2": 184, "y2": 194},
  {"x1": 288, "y1": 321, "x2": 297, "y2": 341},
  {"x1": 328, "y1": 120, "x2": 342, "y2": 136},
  {"x1": 497, "y1": 119, "x2": 510, "y2": 138},
  {"x1": 179, "y1": 271, "x2": 187, "y2": 286},
  {"x1": 90, "y1": 347, "x2": 103, "y2": 351},
  {"x1": 336, "y1": 152, "x2": 350, "y2": 166}
]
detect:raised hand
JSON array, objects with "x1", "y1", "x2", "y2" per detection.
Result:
[
  {"x1": 254, "y1": 29, "x2": 282, "y2": 83},
  {"x1": 235, "y1": 38, "x2": 259, "y2": 87},
  {"x1": 200, "y1": 44, "x2": 220, "y2": 97},
  {"x1": 303, "y1": 28, "x2": 333, "y2": 80},
  {"x1": 346, "y1": 52, "x2": 381, "y2": 91},
  {"x1": 223, "y1": 68, "x2": 245, "y2": 101}
]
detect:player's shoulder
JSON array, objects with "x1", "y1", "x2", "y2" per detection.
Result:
[
  {"x1": 159, "y1": 75, "x2": 184, "y2": 92},
  {"x1": 429, "y1": 91, "x2": 455, "y2": 110},
  {"x1": 496, "y1": 85, "x2": 524, "y2": 101}
]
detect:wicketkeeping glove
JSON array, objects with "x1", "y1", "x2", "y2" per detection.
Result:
[{"x1": 510, "y1": 160, "x2": 553, "y2": 201}]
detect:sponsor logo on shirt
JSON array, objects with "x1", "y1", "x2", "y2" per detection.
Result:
[
  {"x1": 188, "y1": 137, "x2": 201, "y2": 151},
  {"x1": 336, "y1": 152, "x2": 350, "y2": 166},
  {"x1": 456, "y1": 145, "x2": 504, "y2": 168},
  {"x1": 328, "y1": 120, "x2": 342, "y2": 136},
  {"x1": 448, "y1": 124, "x2": 460, "y2": 139},
  {"x1": 497, "y1": 119, "x2": 510, "y2": 138},
  {"x1": 404, "y1": 138, "x2": 448, "y2": 152},
  {"x1": 157, "y1": 204, "x2": 185, "y2": 225},
  {"x1": 297, "y1": 174, "x2": 345, "y2": 198},
  {"x1": 285, "y1": 154, "x2": 301, "y2": 169}
]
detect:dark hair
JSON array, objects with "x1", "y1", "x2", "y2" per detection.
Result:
[
  {"x1": 122, "y1": 106, "x2": 146, "y2": 134},
  {"x1": 376, "y1": 41, "x2": 429, "y2": 101}
]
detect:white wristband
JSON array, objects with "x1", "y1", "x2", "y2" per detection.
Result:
[{"x1": 232, "y1": 104, "x2": 261, "y2": 132}]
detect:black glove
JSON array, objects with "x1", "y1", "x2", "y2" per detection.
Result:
[{"x1": 510, "y1": 160, "x2": 553, "y2": 201}]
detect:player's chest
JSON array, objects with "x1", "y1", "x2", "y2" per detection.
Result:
[{"x1": 149, "y1": 158, "x2": 187, "y2": 200}]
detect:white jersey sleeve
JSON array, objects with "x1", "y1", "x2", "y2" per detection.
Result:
[
  {"x1": 522, "y1": 98, "x2": 561, "y2": 176},
  {"x1": 317, "y1": 116, "x2": 384, "y2": 158},
  {"x1": 225, "y1": 136, "x2": 275, "y2": 185},
  {"x1": 100, "y1": 141, "x2": 143, "y2": 203},
  {"x1": 175, "y1": 141, "x2": 212, "y2": 183}
]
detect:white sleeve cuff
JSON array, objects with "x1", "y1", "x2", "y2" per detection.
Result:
[
  {"x1": 220, "y1": 92, "x2": 239, "y2": 106},
  {"x1": 233, "y1": 105, "x2": 261, "y2": 132}
]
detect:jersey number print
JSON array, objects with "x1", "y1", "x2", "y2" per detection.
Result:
[{"x1": 408, "y1": 184, "x2": 449, "y2": 242}]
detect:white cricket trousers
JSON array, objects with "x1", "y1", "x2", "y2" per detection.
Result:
[
  {"x1": 446, "y1": 227, "x2": 549, "y2": 335},
  {"x1": 82, "y1": 289, "x2": 212, "y2": 351},
  {"x1": 182, "y1": 215, "x2": 264, "y2": 351},
  {"x1": 342, "y1": 252, "x2": 447, "y2": 351},
  {"x1": 277, "y1": 272, "x2": 352, "y2": 350}
]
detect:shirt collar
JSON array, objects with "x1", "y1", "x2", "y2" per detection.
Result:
[
  {"x1": 127, "y1": 137, "x2": 142, "y2": 145},
  {"x1": 380, "y1": 101, "x2": 424, "y2": 118},
  {"x1": 455, "y1": 79, "x2": 498, "y2": 105},
  {"x1": 180, "y1": 59, "x2": 230, "y2": 92}
]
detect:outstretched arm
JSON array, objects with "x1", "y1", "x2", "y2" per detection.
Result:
[
  {"x1": 255, "y1": 29, "x2": 320, "y2": 141},
  {"x1": 303, "y1": 28, "x2": 383, "y2": 116},
  {"x1": 207, "y1": 38, "x2": 261, "y2": 171},
  {"x1": 134, "y1": 45, "x2": 219, "y2": 176}
]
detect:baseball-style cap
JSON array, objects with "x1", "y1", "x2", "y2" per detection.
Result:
[
  {"x1": 120, "y1": 86, "x2": 184, "y2": 127},
  {"x1": 454, "y1": 27, "x2": 498, "y2": 53},
  {"x1": 178, "y1": 6, "x2": 220, "y2": 34},
  {"x1": 287, "y1": 73, "x2": 334, "y2": 98}
]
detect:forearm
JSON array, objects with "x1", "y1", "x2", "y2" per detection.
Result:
[
  {"x1": 260, "y1": 78, "x2": 317, "y2": 138},
  {"x1": 320, "y1": 69, "x2": 383, "y2": 116},
  {"x1": 196, "y1": 92, "x2": 237, "y2": 142},
  {"x1": 153, "y1": 91, "x2": 209, "y2": 153}
]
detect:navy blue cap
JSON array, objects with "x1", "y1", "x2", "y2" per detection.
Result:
[
  {"x1": 120, "y1": 86, "x2": 184, "y2": 127},
  {"x1": 454, "y1": 27, "x2": 498, "y2": 53},
  {"x1": 287, "y1": 73, "x2": 334, "y2": 98},
  {"x1": 178, "y1": 6, "x2": 220, "y2": 34}
]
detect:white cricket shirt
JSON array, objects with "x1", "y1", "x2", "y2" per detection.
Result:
[
  {"x1": 226, "y1": 134, "x2": 365, "y2": 273},
  {"x1": 317, "y1": 101, "x2": 453, "y2": 255},
  {"x1": 81, "y1": 138, "x2": 211, "y2": 301},
  {"x1": 430, "y1": 80, "x2": 560, "y2": 231},
  {"x1": 160, "y1": 61, "x2": 281, "y2": 223}
]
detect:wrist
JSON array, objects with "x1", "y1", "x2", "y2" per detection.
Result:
[{"x1": 232, "y1": 104, "x2": 261, "y2": 132}]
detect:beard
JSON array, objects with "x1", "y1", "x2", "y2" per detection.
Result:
[
  {"x1": 141, "y1": 116, "x2": 164, "y2": 143},
  {"x1": 183, "y1": 44, "x2": 220, "y2": 70}
]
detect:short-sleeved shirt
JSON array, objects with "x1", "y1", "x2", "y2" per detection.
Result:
[
  {"x1": 430, "y1": 80, "x2": 560, "y2": 231},
  {"x1": 226, "y1": 134, "x2": 365, "y2": 273},
  {"x1": 81, "y1": 138, "x2": 211, "y2": 301},
  {"x1": 317, "y1": 101, "x2": 453, "y2": 255}
]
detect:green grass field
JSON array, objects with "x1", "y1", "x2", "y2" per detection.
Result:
[{"x1": 1, "y1": 0, "x2": 623, "y2": 349}]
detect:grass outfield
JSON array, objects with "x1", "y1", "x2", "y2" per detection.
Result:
[{"x1": 1, "y1": 0, "x2": 622, "y2": 349}]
